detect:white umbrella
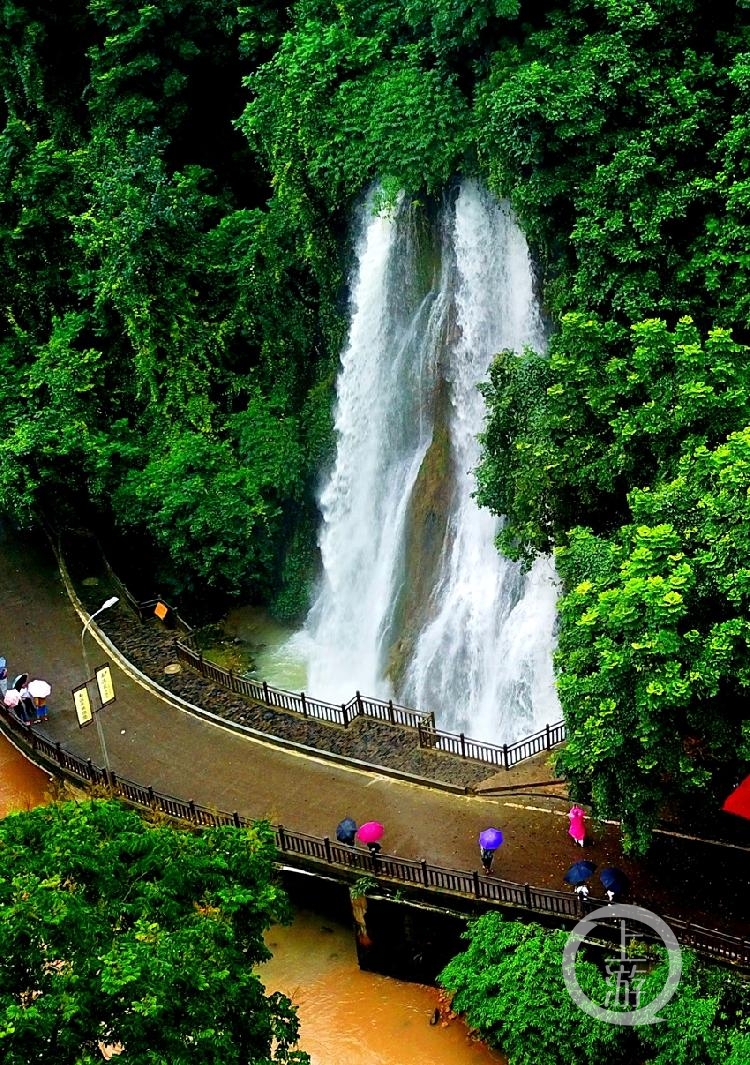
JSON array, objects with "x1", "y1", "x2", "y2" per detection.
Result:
[
  {"x1": 3, "y1": 689, "x2": 21, "y2": 707},
  {"x1": 27, "y1": 679, "x2": 51, "y2": 699}
]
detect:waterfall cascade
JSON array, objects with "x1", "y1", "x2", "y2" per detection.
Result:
[{"x1": 299, "y1": 180, "x2": 560, "y2": 744}]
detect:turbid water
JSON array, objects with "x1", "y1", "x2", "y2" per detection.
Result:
[
  {"x1": 260, "y1": 907, "x2": 505, "y2": 1065},
  {"x1": 0, "y1": 734, "x2": 503, "y2": 1063}
]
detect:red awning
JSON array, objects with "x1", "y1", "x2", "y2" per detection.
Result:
[{"x1": 722, "y1": 775, "x2": 750, "y2": 820}]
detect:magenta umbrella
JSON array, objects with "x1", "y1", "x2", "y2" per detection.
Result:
[
  {"x1": 3, "y1": 689, "x2": 21, "y2": 708},
  {"x1": 356, "y1": 821, "x2": 384, "y2": 845}
]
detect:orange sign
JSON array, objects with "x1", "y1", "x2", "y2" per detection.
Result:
[{"x1": 154, "y1": 601, "x2": 169, "y2": 621}]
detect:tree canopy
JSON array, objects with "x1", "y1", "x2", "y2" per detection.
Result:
[
  {"x1": 5, "y1": 0, "x2": 750, "y2": 845},
  {"x1": 439, "y1": 912, "x2": 750, "y2": 1065},
  {"x1": 0, "y1": 800, "x2": 308, "y2": 1065}
]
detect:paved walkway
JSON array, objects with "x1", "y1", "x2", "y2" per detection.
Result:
[{"x1": 2, "y1": 525, "x2": 750, "y2": 943}]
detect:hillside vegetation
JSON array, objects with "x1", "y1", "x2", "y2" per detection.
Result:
[{"x1": 3, "y1": 0, "x2": 750, "y2": 849}]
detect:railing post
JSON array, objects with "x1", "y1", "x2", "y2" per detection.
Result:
[
  {"x1": 473, "y1": 870, "x2": 481, "y2": 897},
  {"x1": 388, "y1": 699, "x2": 394, "y2": 724},
  {"x1": 421, "y1": 859, "x2": 429, "y2": 886},
  {"x1": 524, "y1": 883, "x2": 532, "y2": 909},
  {"x1": 278, "y1": 824, "x2": 287, "y2": 851},
  {"x1": 262, "y1": 680, "x2": 269, "y2": 703},
  {"x1": 324, "y1": 836, "x2": 332, "y2": 863},
  {"x1": 300, "y1": 691, "x2": 308, "y2": 717},
  {"x1": 342, "y1": 704, "x2": 348, "y2": 727},
  {"x1": 356, "y1": 690, "x2": 364, "y2": 715},
  {"x1": 189, "y1": 800, "x2": 197, "y2": 822},
  {"x1": 233, "y1": 811, "x2": 241, "y2": 828},
  {"x1": 148, "y1": 786, "x2": 155, "y2": 806},
  {"x1": 460, "y1": 733, "x2": 466, "y2": 759},
  {"x1": 503, "y1": 744, "x2": 510, "y2": 770},
  {"x1": 55, "y1": 741, "x2": 64, "y2": 766},
  {"x1": 108, "y1": 770, "x2": 117, "y2": 790},
  {"x1": 546, "y1": 723, "x2": 551, "y2": 750}
]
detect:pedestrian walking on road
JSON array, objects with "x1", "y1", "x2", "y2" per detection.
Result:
[
  {"x1": 568, "y1": 805, "x2": 586, "y2": 847},
  {"x1": 480, "y1": 847, "x2": 494, "y2": 874}
]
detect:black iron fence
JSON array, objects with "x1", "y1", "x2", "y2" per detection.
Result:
[
  {"x1": 5, "y1": 711, "x2": 748, "y2": 970},
  {"x1": 174, "y1": 639, "x2": 566, "y2": 770}
]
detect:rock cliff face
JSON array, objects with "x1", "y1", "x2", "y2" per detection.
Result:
[{"x1": 386, "y1": 378, "x2": 454, "y2": 694}]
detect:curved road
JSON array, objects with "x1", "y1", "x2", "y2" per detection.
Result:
[{"x1": 2, "y1": 525, "x2": 750, "y2": 941}]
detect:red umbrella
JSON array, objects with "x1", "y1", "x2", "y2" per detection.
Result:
[
  {"x1": 356, "y1": 821, "x2": 384, "y2": 845},
  {"x1": 722, "y1": 776, "x2": 750, "y2": 820}
]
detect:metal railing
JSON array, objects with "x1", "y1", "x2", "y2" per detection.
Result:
[
  {"x1": 5, "y1": 711, "x2": 748, "y2": 970},
  {"x1": 174, "y1": 639, "x2": 565, "y2": 769}
]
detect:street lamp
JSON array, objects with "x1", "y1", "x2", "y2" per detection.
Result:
[{"x1": 81, "y1": 596, "x2": 119, "y2": 772}]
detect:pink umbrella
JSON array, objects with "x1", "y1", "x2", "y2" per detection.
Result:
[
  {"x1": 3, "y1": 689, "x2": 21, "y2": 708},
  {"x1": 356, "y1": 821, "x2": 384, "y2": 845}
]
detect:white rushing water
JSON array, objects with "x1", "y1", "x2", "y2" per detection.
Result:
[{"x1": 298, "y1": 180, "x2": 560, "y2": 744}]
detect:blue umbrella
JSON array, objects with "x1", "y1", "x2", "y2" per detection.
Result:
[
  {"x1": 478, "y1": 827, "x2": 504, "y2": 850},
  {"x1": 336, "y1": 817, "x2": 357, "y2": 845},
  {"x1": 600, "y1": 867, "x2": 629, "y2": 895},
  {"x1": 563, "y1": 860, "x2": 596, "y2": 886}
]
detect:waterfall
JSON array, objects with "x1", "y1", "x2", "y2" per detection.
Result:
[{"x1": 300, "y1": 180, "x2": 560, "y2": 744}]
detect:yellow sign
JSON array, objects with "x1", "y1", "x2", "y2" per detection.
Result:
[
  {"x1": 154, "y1": 601, "x2": 169, "y2": 621},
  {"x1": 95, "y1": 664, "x2": 115, "y2": 706},
  {"x1": 73, "y1": 685, "x2": 92, "y2": 727}
]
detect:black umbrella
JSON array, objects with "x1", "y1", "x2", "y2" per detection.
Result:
[
  {"x1": 336, "y1": 817, "x2": 357, "y2": 846},
  {"x1": 600, "y1": 867, "x2": 629, "y2": 896},
  {"x1": 563, "y1": 860, "x2": 596, "y2": 886}
]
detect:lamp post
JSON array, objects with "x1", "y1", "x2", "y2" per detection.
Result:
[{"x1": 81, "y1": 596, "x2": 119, "y2": 772}]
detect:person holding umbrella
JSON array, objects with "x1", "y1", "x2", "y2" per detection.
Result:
[
  {"x1": 478, "y1": 827, "x2": 503, "y2": 874},
  {"x1": 336, "y1": 817, "x2": 357, "y2": 848},
  {"x1": 600, "y1": 867, "x2": 629, "y2": 903},
  {"x1": 356, "y1": 821, "x2": 384, "y2": 855},
  {"x1": 27, "y1": 678, "x2": 51, "y2": 722},
  {"x1": 563, "y1": 860, "x2": 596, "y2": 891},
  {"x1": 13, "y1": 673, "x2": 34, "y2": 724}
]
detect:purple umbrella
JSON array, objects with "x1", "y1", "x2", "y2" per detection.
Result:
[{"x1": 478, "y1": 827, "x2": 504, "y2": 850}]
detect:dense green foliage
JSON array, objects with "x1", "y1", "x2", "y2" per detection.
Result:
[
  {"x1": 0, "y1": 799, "x2": 307, "y2": 1064},
  {"x1": 5, "y1": 0, "x2": 750, "y2": 843},
  {"x1": 439, "y1": 912, "x2": 750, "y2": 1065}
]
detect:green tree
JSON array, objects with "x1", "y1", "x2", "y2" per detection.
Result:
[
  {"x1": 440, "y1": 913, "x2": 750, "y2": 1065},
  {"x1": 0, "y1": 800, "x2": 308, "y2": 1065},
  {"x1": 555, "y1": 427, "x2": 750, "y2": 851},
  {"x1": 439, "y1": 913, "x2": 628, "y2": 1064},
  {"x1": 476, "y1": 316, "x2": 750, "y2": 561}
]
